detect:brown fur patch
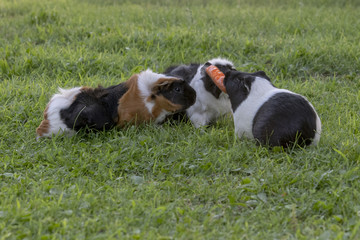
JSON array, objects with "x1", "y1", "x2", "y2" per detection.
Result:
[
  {"x1": 150, "y1": 95, "x2": 182, "y2": 118},
  {"x1": 36, "y1": 104, "x2": 50, "y2": 136},
  {"x1": 80, "y1": 86, "x2": 91, "y2": 91},
  {"x1": 117, "y1": 74, "x2": 153, "y2": 127},
  {"x1": 117, "y1": 76, "x2": 183, "y2": 127}
]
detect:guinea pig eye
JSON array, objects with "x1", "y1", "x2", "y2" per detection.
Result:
[{"x1": 174, "y1": 87, "x2": 181, "y2": 92}]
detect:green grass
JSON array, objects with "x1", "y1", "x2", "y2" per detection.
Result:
[{"x1": 1, "y1": 0, "x2": 360, "y2": 239}]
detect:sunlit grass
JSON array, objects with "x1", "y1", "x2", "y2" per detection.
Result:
[{"x1": 0, "y1": 0, "x2": 359, "y2": 239}]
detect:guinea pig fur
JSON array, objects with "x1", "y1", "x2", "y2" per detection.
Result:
[
  {"x1": 163, "y1": 58, "x2": 235, "y2": 128},
  {"x1": 36, "y1": 69, "x2": 196, "y2": 138},
  {"x1": 117, "y1": 70, "x2": 196, "y2": 127},
  {"x1": 36, "y1": 82, "x2": 129, "y2": 139},
  {"x1": 223, "y1": 70, "x2": 321, "y2": 147}
]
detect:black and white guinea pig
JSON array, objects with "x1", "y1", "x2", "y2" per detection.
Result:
[
  {"x1": 36, "y1": 70, "x2": 196, "y2": 138},
  {"x1": 222, "y1": 69, "x2": 321, "y2": 147},
  {"x1": 164, "y1": 58, "x2": 235, "y2": 127}
]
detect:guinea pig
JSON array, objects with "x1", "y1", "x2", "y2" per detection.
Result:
[
  {"x1": 163, "y1": 58, "x2": 235, "y2": 127},
  {"x1": 36, "y1": 69, "x2": 196, "y2": 138},
  {"x1": 208, "y1": 66, "x2": 321, "y2": 147},
  {"x1": 116, "y1": 70, "x2": 196, "y2": 127},
  {"x1": 36, "y1": 82, "x2": 128, "y2": 138}
]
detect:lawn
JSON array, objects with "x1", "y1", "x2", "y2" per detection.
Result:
[{"x1": 1, "y1": 0, "x2": 360, "y2": 239}]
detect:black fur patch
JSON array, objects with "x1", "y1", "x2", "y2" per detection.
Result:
[
  {"x1": 223, "y1": 70, "x2": 256, "y2": 112},
  {"x1": 159, "y1": 80, "x2": 196, "y2": 111},
  {"x1": 162, "y1": 63, "x2": 199, "y2": 124},
  {"x1": 252, "y1": 92, "x2": 317, "y2": 147},
  {"x1": 253, "y1": 71, "x2": 271, "y2": 81},
  {"x1": 163, "y1": 64, "x2": 200, "y2": 83},
  {"x1": 164, "y1": 111, "x2": 191, "y2": 124},
  {"x1": 60, "y1": 83, "x2": 129, "y2": 131},
  {"x1": 101, "y1": 83, "x2": 129, "y2": 121}
]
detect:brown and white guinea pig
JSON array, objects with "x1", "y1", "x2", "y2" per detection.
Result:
[
  {"x1": 36, "y1": 69, "x2": 196, "y2": 138},
  {"x1": 208, "y1": 66, "x2": 321, "y2": 147},
  {"x1": 163, "y1": 58, "x2": 235, "y2": 128}
]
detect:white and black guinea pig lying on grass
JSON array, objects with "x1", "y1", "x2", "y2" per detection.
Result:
[
  {"x1": 163, "y1": 58, "x2": 235, "y2": 127},
  {"x1": 36, "y1": 70, "x2": 196, "y2": 138},
  {"x1": 206, "y1": 65, "x2": 321, "y2": 147}
]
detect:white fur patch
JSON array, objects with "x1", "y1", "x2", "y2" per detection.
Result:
[
  {"x1": 232, "y1": 77, "x2": 292, "y2": 139},
  {"x1": 154, "y1": 110, "x2": 170, "y2": 124},
  {"x1": 208, "y1": 57, "x2": 235, "y2": 68},
  {"x1": 145, "y1": 101, "x2": 155, "y2": 114},
  {"x1": 137, "y1": 69, "x2": 178, "y2": 114},
  {"x1": 137, "y1": 69, "x2": 166, "y2": 99},
  {"x1": 307, "y1": 100, "x2": 322, "y2": 146},
  {"x1": 40, "y1": 87, "x2": 81, "y2": 138},
  {"x1": 186, "y1": 59, "x2": 233, "y2": 128}
]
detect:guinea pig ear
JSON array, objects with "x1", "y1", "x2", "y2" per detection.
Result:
[
  {"x1": 242, "y1": 76, "x2": 254, "y2": 93},
  {"x1": 224, "y1": 70, "x2": 232, "y2": 79},
  {"x1": 254, "y1": 71, "x2": 271, "y2": 81},
  {"x1": 151, "y1": 78, "x2": 172, "y2": 94},
  {"x1": 204, "y1": 62, "x2": 211, "y2": 68}
]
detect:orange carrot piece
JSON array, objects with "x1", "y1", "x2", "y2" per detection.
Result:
[{"x1": 206, "y1": 65, "x2": 226, "y2": 93}]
